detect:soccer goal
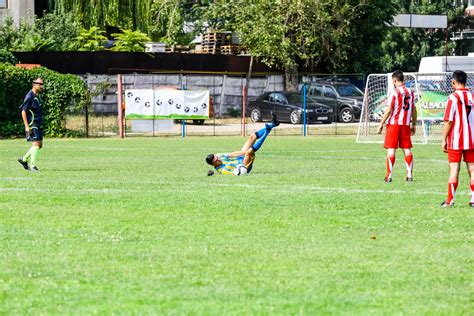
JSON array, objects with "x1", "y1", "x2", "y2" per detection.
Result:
[{"x1": 357, "y1": 72, "x2": 474, "y2": 144}]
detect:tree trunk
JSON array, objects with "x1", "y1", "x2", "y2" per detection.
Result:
[{"x1": 284, "y1": 64, "x2": 299, "y2": 92}]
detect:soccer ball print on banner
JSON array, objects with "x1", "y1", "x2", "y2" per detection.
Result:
[
  {"x1": 182, "y1": 90, "x2": 209, "y2": 119},
  {"x1": 154, "y1": 89, "x2": 180, "y2": 118},
  {"x1": 125, "y1": 89, "x2": 209, "y2": 119},
  {"x1": 125, "y1": 89, "x2": 155, "y2": 119}
]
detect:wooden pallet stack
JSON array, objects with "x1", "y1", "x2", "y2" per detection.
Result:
[
  {"x1": 220, "y1": 44, "x2": 242, "y2": 55},
  {"x1": 165, "y1": 45, "x2": 190, "y2": 53},
  {"x1": 201, "y1": 32, "x2": 231, "y2": 54}
]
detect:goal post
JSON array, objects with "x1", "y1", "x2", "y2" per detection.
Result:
[
  {"x1": 357, "y1": 73, "x2": 427, "y2": 144},
  {"x1": 357, "y1": 72, "x2": 474, "y2": 144}
]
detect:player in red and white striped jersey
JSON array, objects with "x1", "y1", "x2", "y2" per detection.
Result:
[
  {"x1": 377, "y1": 70, "x2": 417, "y2": 183},
  {"x1": 441, "y1": 70, "x2": 474, "y2": 207}
]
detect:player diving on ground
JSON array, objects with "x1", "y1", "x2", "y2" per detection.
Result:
[{"x1": 206, "y1": 113, "x2": 279, "y2": 175}]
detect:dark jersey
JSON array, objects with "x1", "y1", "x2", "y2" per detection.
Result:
[{"x1": 21, "y1": 90, "x2": 43, "y2": 126}]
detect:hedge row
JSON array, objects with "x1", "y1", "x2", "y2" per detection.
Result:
[
  {"x1": 0, "y1": 49, "x2": 18, "y2": 64},
  {"x1": 0, "y1": 63, "x2": 88, "y2": 137}
]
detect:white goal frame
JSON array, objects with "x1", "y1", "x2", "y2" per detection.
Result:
[{"x1": 356, "y1": 72, "x2": 474, "y2": 144}]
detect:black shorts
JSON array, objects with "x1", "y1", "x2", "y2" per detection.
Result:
[{"x1": 27, "y1": 126, "x2": 43, "y2": 142}]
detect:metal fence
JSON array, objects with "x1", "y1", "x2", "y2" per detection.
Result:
[{"x1": 64, "y1": 72, "x2": 366, "y2": 138}]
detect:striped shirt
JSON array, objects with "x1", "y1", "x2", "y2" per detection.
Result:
[
  {"x1": 444, "y1": 88, "x2": 474, "y2": 150},
  {"x1": 215, "y1": 153, "x2": 244, "y2": 175},
  {"x1": 387, "y1": 85, "x2": 415, "y2": 126}
]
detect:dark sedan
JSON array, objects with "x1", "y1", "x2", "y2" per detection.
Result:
[{"x1": 247, "y1": 91, "x2": 335, "y2": 124}]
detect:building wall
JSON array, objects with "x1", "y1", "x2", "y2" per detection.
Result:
[{"x1": 0, "y1": 0, "x2": 35, "y2": 25}]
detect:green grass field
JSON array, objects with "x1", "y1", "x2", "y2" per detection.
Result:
[{"x1": 1, "y1": 136, "x2": 472, "y2": 314}]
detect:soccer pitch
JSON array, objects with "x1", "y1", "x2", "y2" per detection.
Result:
[{"x1": 1, "y1": 136, "x2": 472, "y2": 314}]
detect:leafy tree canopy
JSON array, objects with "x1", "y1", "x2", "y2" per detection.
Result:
[
  {"x1": 380, "y1": 0, "x2": 468, "y2": 72},
  {"x1": 0, "y1": 12, "x2": 80, "y2": 51}
]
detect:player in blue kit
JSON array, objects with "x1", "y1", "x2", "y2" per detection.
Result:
[
  {"x1": 18, "y1": 77, "x2": 44, "y2": 172},
  {"x1": 206, "y1": 113, "x2": 279, "y2": 175}
]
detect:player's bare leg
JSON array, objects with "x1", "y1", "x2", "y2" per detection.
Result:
[
  {"x1": 467, "y1": 162, "x2": 474, "y2": 207},
  {"x1": 402, "y1": 148, "x2": 413, "y2": 181},
  {"x1": 241, "y1": 113, "x2": 279, "y2": 169},
  {"x1": 33, "y1": 140, "x2": 43, "y2": 149},
  {"x1": 243, "y1": 148, "x2": 256, "y2": 167},
  {"x1": 442, "y1": 162, "x2": 461, "y2": 207},
  {"x1": 241, "y1": 133, "x2": 257, "y2": 151},
  {"x1": 385, "y1": 148, "x2": 396, "y2": 182}
]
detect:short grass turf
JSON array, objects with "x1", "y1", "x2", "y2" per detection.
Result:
[{"x1": 0, "y1": 136, "x2": 472, "y2": 314}]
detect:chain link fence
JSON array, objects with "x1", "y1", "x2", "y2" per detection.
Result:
[{"x1": 64, "y1": 72, "x2": 366, "y2": 137}]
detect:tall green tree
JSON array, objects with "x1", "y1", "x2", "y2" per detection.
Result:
[
  {"x1": 201, "y1": 0, "x2": 396, "y2": 89},
  {"x1": 54, "y1": 0, "x2": 153, "y2": 37},
  {"x1": 53, "y1": 0, "x2": 193, "y2": 44},
  {"x1": 149, "y1": 0, "x2": 187, "y2": 45},
  {"x1": 380, "y1": 0, "x2": 468, "y2": 72},
  {"x1": 34, "y1": 11, "x2": 81, "y2": 50},
  {"x1": 0, "y1": 12, "x2": 80, "y2": 51}
]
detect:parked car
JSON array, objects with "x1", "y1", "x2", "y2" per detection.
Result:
[
  {"x1": 301, "y1": 80, "x2": 364, "y2": 123},
  {"x1": 247, "y1": 91, "x2": 335, "y2": 125}
]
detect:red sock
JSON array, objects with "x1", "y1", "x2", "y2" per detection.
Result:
[
  {"x1": 405, "y1": 154, "x2": 413, "y2": 178},
  {"x1": 386, "y1": 156, "x2": 395, "y2": 180},
  {"x1": 447, "y1": 181, "x2": 458, "y2": 204}
]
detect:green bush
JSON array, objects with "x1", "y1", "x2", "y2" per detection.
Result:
[
  {"x1": 0, "y1": 12, "x2": 80, "y2": 52},
  {"x1": 110, "y1": 29, "x2": 151, "y2": 52},
  {"x1": 74, "y1": 26, "x2": 108, "y2": 51},
  {"x1": 0, "y1": 63, "x2": 88, "y2": 137},
  {"x1": 0, "y1": 49, "x2": 18, "y2": 64}
]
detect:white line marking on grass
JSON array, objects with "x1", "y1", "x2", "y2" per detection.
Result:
[
  {"x1": 0, "y1": 178, "x2": 460, "y2": 195},
  {"x1": 306, "y1": 156, "x2": 447, "y2": 164},
  {"x1": 212, "y1": 183, "x2": 454, "y2": 196},
  {"x1": 307, "y1": 149, "x2": 380, "y2": 153},
  {"x1": 0, "y1": 184, "x2": 460, "y2": 196},
  {"x1": 0, "y1": 183, "x2": 452, "y2": 195},
  {"x1": 0, "y1": 187, "x2": 142, "y2": 193}
]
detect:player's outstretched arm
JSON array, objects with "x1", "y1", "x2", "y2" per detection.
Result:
[
  {"x1": 227, "y1": 150, "x2": 247, "y2": 158},
  {"x1": 411, "y1": 106, "x2": 417, "y2": 135},
  {"x1": 442, "y1": 121, "x2": 452, "y2": 153},
  {"x1": 21, "y1": 110, "x2": 30, "y2": 133}
]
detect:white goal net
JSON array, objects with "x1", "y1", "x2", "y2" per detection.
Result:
[{"x1": 357, "y1": 72, "x2": 474, "y2": 144}]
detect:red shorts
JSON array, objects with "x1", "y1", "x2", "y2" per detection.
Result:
[
  {"x1": 447, "y1": 149, "x2": 474, "y2": 163},
  {"x1": 384, "y1": 125, "x2": 412, "y2": 149}
]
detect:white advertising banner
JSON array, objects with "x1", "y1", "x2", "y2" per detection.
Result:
[
  {"x1": 125, "y1": 89, "x2": 209, "y2": 119},
  {"x1": 392, "y1": 14, "x2": 447, "y2": 29}
]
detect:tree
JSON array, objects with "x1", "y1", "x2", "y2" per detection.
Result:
[
  {"x1": 74, "y1": 27, "x2": 108, "y2": 51},
  {"x1": 53, "y1": 0, "x2": 195, "y2": 45},
  {"x1": 0, "y1": 12, "x2": 80, "y2": 51},
  {"x1": 110, "y1": 29, "x2": 151, "y2": 52},
  {"x1": 54, "y1": 0, "x2": 153, "y2": 37},
  {"x1": 316, "y1": 0, "x2": 398, "y2": 73},
  {"x1": 149, "y1": 0, "x2": 189, "y2": 45},
  {"x1": 0, "y1": 49, "x2": 18, "y2": 64},
  {"x1": 200, "y1": 0, "x2": 396, "y2": 90},
  {"x1": 34, "y1": 11, "x2": 81, "y2": 51},
  {"x1": 380, "y1": 0, "x2": 467, "y2": 72}
]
